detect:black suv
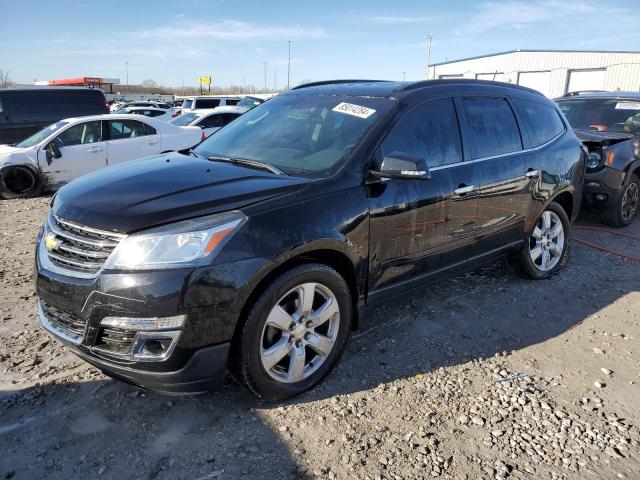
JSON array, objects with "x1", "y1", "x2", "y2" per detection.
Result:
[
  {"x1": 35, "y1": 80, "x2": 585, "y2": 400},
  {"x1": 556, "y1": 91, "x2": 640, "y2": 226}
]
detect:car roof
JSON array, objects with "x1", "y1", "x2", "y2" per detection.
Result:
[
  {"x1": 193, "y1": 106, "x2": 247, "y2": 115},
  {"x1": 287, "y1": 79, "x2": 543, "y2": 98},
  {"x1": 62, "y1": 113, "x2": 163, "y2": 123},
  {"x1": 184, "y1": 95, "x2": 241, "y2": 100},
  {"x1": 556, "y1": 91, "x2": 640, "y2": 100},
  {"x1": 123, "y1": 106, "x2": 165, "y2": 111}
]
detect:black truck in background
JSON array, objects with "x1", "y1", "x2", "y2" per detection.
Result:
[{"x1": 0, "y1": 88, "x2": 109, "y2": 145}]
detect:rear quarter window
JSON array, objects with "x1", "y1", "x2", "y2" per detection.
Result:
[
  {"x1": 462, "y1": 98, "x2": 522, "y2": 159},
  {"x1": 513, "y1": 98, "x2": 565, "y2": 147}
]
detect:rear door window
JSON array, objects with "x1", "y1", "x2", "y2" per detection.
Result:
[
  {"x1": 382, "y1": 97, "x2": 463, "y2": 168},
  {"x1": 513, "y1": 98, "x2": 565, "y2": 147},
  {"x1": 195, "y1": 99, "x2": 220, "y2": 109},
  {"x1": 462, "y1": 98, "x2": 522, "y2": 158},
  {"x1": 225, "y1": 99, "x2": 240, "y2": 106},
  {"x1": 108, "y1": 119, "x2": 154, "y2": 139},
  {"x1": 56, "y1": 121, "x2": 103, "y2": 146}
]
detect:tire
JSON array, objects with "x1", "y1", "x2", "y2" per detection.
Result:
[
  {"x1": 229, "y1": 263, "x2": 352, "y2": 401},
  {"x1": 509, "y1": 202, "x2": 571, "y2": 280},
  {"x1": 606, "y1": 174, "x2": 639, "y2": 228},
  {"x1": 0, "y1": 166, "x2": 42, "y2": 200}
]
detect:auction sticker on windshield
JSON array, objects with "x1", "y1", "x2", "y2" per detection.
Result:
[
  {"x1": 332, "y1": 102, "x2": 376, "y2": 119},
  {"x1": 615, "y1": 102, "x2": 640, "y2": 110}
]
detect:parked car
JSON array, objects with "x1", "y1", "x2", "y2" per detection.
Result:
[
  {"x1": 35, "y1": 80, "x2": 584, "y2": 399},
  {"x1": 169, "y1": 106, "x2": 247, "y2": 138},
  {"x1": 120, "y1": 106, "x2": 182, "y2": 121},
  {"x1": 238, "y1": 96, "x2": 265, "y2": 109},
  {"x1": 112, "y1": 101, "x2": 171, "y2": 113},
  {"x1": 180, "y1": 96, "x2": 241, "y2": 112},
  {"x1": 0, "y1": 88, "x2": 108, "y2": 145},
  {"x1": 0, "y1": 114, "x2": 201, "y2": 199},
  {"x1": 555, "y1": 91, "x2": 640, "y2": 226}
]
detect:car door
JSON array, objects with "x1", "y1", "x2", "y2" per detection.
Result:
[
  {"x1": 368, "y1": 97, "x2": 477, "y2": 294},
  {"x1": 38, "y1": 120, "x2": 107, "y2": 185},
  {"x1": 105, "y1": 119, "x2": 160, "y2": 166},
  {"x1": 458, "y1": 96, "x2": 538, "y2": 262}
]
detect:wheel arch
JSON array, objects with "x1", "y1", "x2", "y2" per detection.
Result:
[
  {"x1": 232, "y1": 247, "x2": 361, "y2": 348},
  {"x1": 0, "y1": 163, "x2": 43, "y2": 199},
  {"x1": 550, "y1": 190, "x2": 574, "y2": 221}
]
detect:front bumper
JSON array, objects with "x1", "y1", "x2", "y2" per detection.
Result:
[{"x1": 582, "y1": 166, "x2": 625, "y2": 209}]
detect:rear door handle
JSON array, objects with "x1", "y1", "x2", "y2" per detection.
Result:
[
  {"x1": 525, "y1": 169, "x2": 540, "y2": 178},
  {"x1": 454, "y1": 185, "x2": 475, "y2": 195},
  {"x1": 146, "y1": 140, "x2": 159, "y2": 145}
]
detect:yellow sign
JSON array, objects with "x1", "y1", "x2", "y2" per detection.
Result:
[{"x1": 199, "y1": 75, "x2": 212, "y2": 85}]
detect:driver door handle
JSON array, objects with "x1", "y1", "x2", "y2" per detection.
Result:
[
  {"x1": 146, "y1": 140, "x2": 159, "y2": 145},
  {"x1": 88, "y1": 146, "x2": 103, "y2": 153},
  {"x1": 454, "y1": 184, "x2": 475, "y2": 195},
  {"x1": 525, "y1": 169, "x2": 540, "y2": 178}
]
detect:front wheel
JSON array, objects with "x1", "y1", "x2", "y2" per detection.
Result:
[
  {"x1": 606, "y1": 174, "x2": 639, "y2": 228},
  {"x1": 230, "y1": 264, "x2": 352, "y2": 401},
  {"x1": 510, "y1": 202, "x2": 571, "y2": 280},
  {"x1": 0, "y1": 166, "x2": 42, "y2": 200}
]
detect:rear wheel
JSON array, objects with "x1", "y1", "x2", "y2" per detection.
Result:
[
  {"x1": 230, "y1": 264, "x2": 352, "y2": 401},
  {"x1": 0, "y1": 166, "x2": 42, "y2": 200},
  {"x1": 510, "y1": 202, "x2": 570, "y2": 280},
  {"x1": 606, "y1": 174, "x2": 639, "y2": 228}
]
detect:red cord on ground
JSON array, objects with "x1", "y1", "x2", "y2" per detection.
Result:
[{"x1": 572, "y1": 225, "x2": 640, "y2": 262}]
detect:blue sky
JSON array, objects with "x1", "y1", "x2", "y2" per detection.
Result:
[{"x1": 1, "y1": 0, "x2": 639, "y2": 89}]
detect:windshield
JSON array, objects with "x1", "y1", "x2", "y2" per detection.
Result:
[
  {"x1": 239, "y1": 96, "x2": 263, "y2": 108},
  {"x1": 170, "y1": 112, "x2": 201, "y2": 126},
  {"x1": 182, "y1": 99, "x2": 193, "y2": 109},
  {"x1": 16, "y1": 121, "x2": 69, "y2": 148},
  {"x1": 193, "y1": 94, "x2": 392, "y2": 178},
  {"x1": 556, "y1": 98, "x2": 640, "y2": 135}
]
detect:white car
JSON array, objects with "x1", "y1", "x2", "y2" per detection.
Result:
[
  {"x1": 0, "y1": 114, "x2": 201, "y2": 199},
  {"x1": 111, "y1": 101, "x2": 171, "y2": 113},
  {"x1": 169, "y1": 106, "x2": 247, "y2": 139},
  {"x1": 120, "y1": 106, "x2": 182, "y2": 121},
  {"x1": 180, "y1": 96, "x2": 242, "y2": 112}
]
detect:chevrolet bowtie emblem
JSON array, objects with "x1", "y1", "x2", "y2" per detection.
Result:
[{"x1": 44, "y1": 233, "x2": 62, "y2": 251}]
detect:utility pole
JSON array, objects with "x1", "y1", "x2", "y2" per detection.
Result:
[
  {"x1": 287, "y1": 40, "x2": 291, "y2": 89},
  {"x1": 402, "y1": 71, "x2": 406, "y2": 81},
  {"x1": 274, "y1": 71, "x2": 277, "y2": 91},
  {"x1": 125, "y1": 61, "x2": 129, "y2": 91},
  {"x1": 426, "y1": 34, "x2": 432, "y2": 80},
  {"x1": 262, "y1": 61, "x2": 267, "y2": 92}
]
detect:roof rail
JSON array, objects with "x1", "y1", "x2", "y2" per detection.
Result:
[
  {"x1": 563, "y1": 90, "x2": 606, "y2": 97},
  {"x1": 291, "y1": 79, "x2": 387, "y2": 90}
]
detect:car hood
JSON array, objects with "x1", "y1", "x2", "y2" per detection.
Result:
[
  {"x1": 573, "y1": 128, "x2": 636, "y2": 146},
  {"x1": 53, "y1": 153, "x2": 312, "y2": 233},
  {"x1": 0, "y1": 145, "x2": 37, "y2": 169}
]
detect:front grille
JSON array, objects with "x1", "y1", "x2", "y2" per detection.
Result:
[
  {"x1": 46, "y1": 215, "x2": 125, "y2": 274},
  {"x1": 96, "y1": 327, "x2": 137, "y2": 353},
  {"x1": 41, "y1": 301, "x2": 88, "y2": 340}
]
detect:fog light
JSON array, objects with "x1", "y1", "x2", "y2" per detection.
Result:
[
  {"x1": 101, "y1": 314, "x2": 186, "y2": 330},
  {"x1": 131, "y1": 331, "x2": 181, "y2": 361},
  {"x1": 595, "y1": 193, "x2": 608, "y2": 202}
]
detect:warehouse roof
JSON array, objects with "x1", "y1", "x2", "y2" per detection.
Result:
[{"x1": 431, "y1": 49, "x2": 640, "y2": 67}]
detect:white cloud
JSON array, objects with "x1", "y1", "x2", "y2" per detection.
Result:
[
  {"x1": 134, "y1": 20, "x2": 327, "y2": 41},
  {"x1": 454, "y1": 0, "x2": 598, "y2": 36},
  {"x1": 364, "y1": 15, "x2": 438, "y2": 24}
]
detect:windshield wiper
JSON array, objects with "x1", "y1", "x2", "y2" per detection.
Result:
[{"x1": 207, "y1": 156, "x2": 286, "y2": 175}]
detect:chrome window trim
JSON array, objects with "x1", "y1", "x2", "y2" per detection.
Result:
[{"x1": 429, "y1": 127, "x2": 566, "y2": 172}]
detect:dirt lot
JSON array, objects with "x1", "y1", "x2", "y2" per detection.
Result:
[{"x1": 0, "y1": 196, "x2": 638, "y2": 480}]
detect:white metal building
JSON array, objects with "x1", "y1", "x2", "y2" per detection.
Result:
[{"x1": 429, "y1": 50, "x2": 640, "y2": 98}]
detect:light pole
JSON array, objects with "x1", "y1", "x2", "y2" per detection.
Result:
[
  {"x1": 262, "y1": 61, "x2": 267, "y2": 92},
  {"x1": 125, "y1": 61, "x2": 129, "y2": 92},
  {"x1": 402, "y1": 71, "x2": 406, "y2": 81},
  {"x1": 287, "y1": 40, "x2": 291, "y2": 89},
  {"x1": 426, "y1": 34, "x2": 432, "y2": 80},
  {"x1": 274, "y1": 71, "x2": 277, "y2": 91}
]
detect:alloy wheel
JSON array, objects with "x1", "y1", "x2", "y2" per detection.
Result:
[
  {"x1": 621, "y1": 182, "x2": 639, "y2": 222},
  {"x1": 529, "y1": 210, "x2": 565, "y2": 271},
  {"x1": 260, "y1": 282, "x2": 340, "y2": 383}
]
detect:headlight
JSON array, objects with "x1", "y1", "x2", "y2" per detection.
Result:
[
  {"x1": 586, "y1": 150, "x2": 603, "y2": 170},
  {"x1": 104, "y1": 211, "x2": 246, "y2": 270}
]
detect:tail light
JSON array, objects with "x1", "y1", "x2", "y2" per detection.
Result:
[
  {"x1": 104, "y1": 100, "x2": 109, "y2": 112},
  {"x1": 201, "y1": 131, "x2": 206, "y2": 142},
  {"x1": 171, "y1": 110, "x2": 181, "y2": 118}
]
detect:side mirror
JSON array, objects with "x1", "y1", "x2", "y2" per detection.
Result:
[
  {"x1": 371, "y1": 151, "x2": 431, "y2": 180},
  {"x1": 45, "y1": 140, "x2": 62, "y2": 164}
]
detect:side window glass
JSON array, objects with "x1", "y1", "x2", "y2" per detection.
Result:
[
  {"x1": 512, "y1": 98, "x2": 564, "y2": 147},
  {"x1": 382, "y1": 98, "x2": 463, "y2": 168},
  {"x1": 56, "y1": 121, "x2": 102, "y2": 147},
  {"x1": 462, "y1": 98, "x2": 522, "y2": 158},
  {"x1": 109, "y1": 120, "x2": 152, "y2": 139},
  {"x1": 197, "y1": 99, "x2": 220, "y2": 109},
  {"x1": 226, "y1": 99, "x2": 240, "y2": 106},
  {"x1": 0, "y1": 98, "x2": 4, "y2": 113}
]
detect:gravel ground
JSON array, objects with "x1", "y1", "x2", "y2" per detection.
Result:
[{"x1": 0, "y1": 196, "x2": 639, "y2": 480}]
